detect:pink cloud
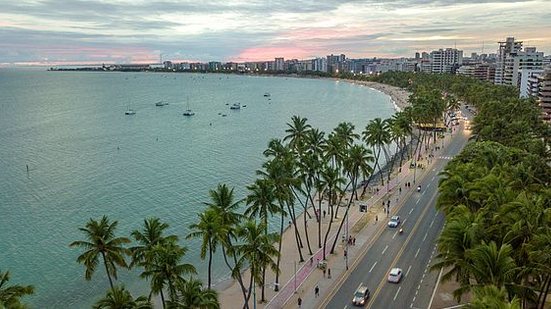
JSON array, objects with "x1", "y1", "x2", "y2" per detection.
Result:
[{"x1": 232, "y1": 46, "x2": 320, "y2": 62}]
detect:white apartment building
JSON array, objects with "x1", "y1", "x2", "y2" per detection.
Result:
[
  {"x1": 430, "y1": 48, "x2": 463, "y2": 73},
  {"x1": 503, "y1": 47, "x2": 544, "y2": 88},
  {"x1": 520, "y1": 69, "x2": 544, "y2": 98},
  {"x1": 495, "y1": 37, "x2": 523, "y2": 85}
]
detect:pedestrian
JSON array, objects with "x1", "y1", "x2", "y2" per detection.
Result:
[
  {"x1": 298, "y1": 297, "x2": 302, "y2": 308},
  {"x1": 323, "y1": 268, "x2": 326, "y2": 278},
  {"x1": 323, "y1": 210, "x2": 326, "y2": 218},
  {"x1": 328, "y1": 268, "x2": 332, "y2": 279},
  {"x1": 310, "y1": 256, "x2": 313, "y2": 266},
  {"x1": 353, "y1": 237, "x2": 356, "y2": 246},
  {"x1": 315, "y1": 285, "x2": 319, "y2": 297},
  {"x1": 344, "y1": 249, "x2": 347, "y2": 257},
  {"x1": 375, "y1": 215, "x2": 378, "y2": 222},
  {"x1": 399, "y1": 187, "x2": 402, "y2": 194}
]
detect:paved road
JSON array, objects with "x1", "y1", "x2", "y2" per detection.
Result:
[{"x1": 324, "y1": 118, "x2": 470, "y2": 309}]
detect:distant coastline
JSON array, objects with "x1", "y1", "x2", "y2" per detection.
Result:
[{"x1": 48, "y1": 67, "x2": 410, "y2": 112}]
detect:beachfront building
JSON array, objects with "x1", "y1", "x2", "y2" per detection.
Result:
[
  {"x1": 520, "y1": 67, "x2": 551, "y2": 121},
  {"x1": 457, "y1": 63, "x2": 496, "y2": 82},
  {"x1": 503, "y1": 47, "x2": 544, "y2": 88},
  {"x1": 274, "y1": 57, "x2": 285, "y2": 71},
  {"x1": 539, "y1": 69, "x2": 551, "y2": 122},
  {"x1": 495, "y1": 37, "x2": 523, "y2": 85},
  {"x1": 520, "y1": 69, "x2": 544, "y2": 98},
  {"x1": 327, "y1": 54, "x2": 346, "y2": 73},
  {"x1": 430, "y1": 48, "x2": 463, "y2": 74}
]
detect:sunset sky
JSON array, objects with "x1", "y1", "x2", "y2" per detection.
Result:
[{"x1": 1, "y1": 0, "x2": 550, "y2": 66}]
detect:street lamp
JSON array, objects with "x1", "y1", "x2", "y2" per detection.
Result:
[{"x1": 345, "y1": 211, "x2": 349, "y2": 270}]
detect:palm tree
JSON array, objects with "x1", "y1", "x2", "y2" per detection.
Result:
[
  {"x1": 141, "y1": 242, "x2": 196, "y2": 307},
  {"x1": 245, "y1": 178, "x2": 280, "y2": 301},
  {"x1": 234, "y1": 220, "x2": 279, "y2": 306},
  {"x1": 466, "y1": 285, "x2": 521, "y2": 309},
  {"x1": 362, "y1": 118, "x2": 391, "y2": 187},
  {"x1": 93, "y1": 285, "x2": 152, "y2": 309},
  {"x1": 130, "y1": 217, "x2": 178, "y2": 268},
  {"x1": 170, "y1": 278, "x2": 219, "y2": 309},
  {"x1": 0, "y1": 270, "x2": 34, "y2": 308},
  {"x1": 283, "y1": 115, "x2": 311, "y2": 152},
  {"x1": 187, "y1": 209, "x2": 223, "y2": 290},
  {"x1": 330, "y1": 145, "x2": 373, "y2": 254},
  {"x1": 204, "y1": 184, "x2": 249, "y2": 305},
  {"x1": 70, "y1": 216, "x2": 130, "y2": 290}
]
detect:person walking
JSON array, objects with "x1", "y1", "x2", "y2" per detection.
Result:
[
  {"x1": 315, "y1": 285, "x2": 319, "y2": 298},
  {"x1": 323, "y1": 268, "x2": 326, "y2": 278},
  {"x1": 328, "y1": 268, "x2": 332, "y2": 279},
  {"x1": 298, "y1": 297, "x2": 302, "y2": 308}
]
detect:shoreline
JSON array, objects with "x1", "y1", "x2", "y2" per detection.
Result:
[{"x1": 216, "y1": 78, "x2": 412, "y2": 305}]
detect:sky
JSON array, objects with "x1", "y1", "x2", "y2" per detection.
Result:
[{"x1": 1, "y1": 0, "x2": 551, "y2": 66}]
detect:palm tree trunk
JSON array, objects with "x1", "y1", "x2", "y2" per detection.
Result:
[
  {"x1": 302, "y1": 199, "x2": 313, "y2": 255},
  {"x1": 274, "y1": 212, "x2": 284, "y2": 292},
  {"x1": 330, "y1": 178, "x2": 357, "y2": 254},
  {"x1": 322, "y1": 188, "x2": 334, "y2": 260},
  {"x1": 287, "y1": 202, "x2": 305, "y2": 262},
  {"x1": 160, "y1": 290, "x2": 166, "y2": 309},
  {"x1": 101, "y1": 252, "x2": 115, "y2": 290},
  {"x1": 207, "y1": 239, "x2": 213, "y2": 289},
  {"x1": 317, "y1": 191, "x2": 323, "y2": 248},
  {"x1": 221, "y1": 241, "x2": 249, "y2": 308},
  {"x1": 261, "y1": 222, "x2": 268, "y2": 302}
]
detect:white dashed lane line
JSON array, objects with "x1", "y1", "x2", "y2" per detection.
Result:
[
  {"x1": 382, "y1": 245, "x2": 389, "y2": 255},
  {"x1": 406, "y1": 265, "x2": 412, "y2": 276},
  {"x1": 415, "y1": 248, "x2": 420, "y2": 258},
  {"x1": 369, "y1": 262, "x2": 378, "y2": 273},
  {"x1": 393, "y1": 286, "x2": 402, "y2": 301}
]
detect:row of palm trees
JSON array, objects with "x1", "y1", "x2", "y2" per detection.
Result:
[
  {"x1": 368, "y1": 71, "x2": 550, "y2": 308},
  {"x1": 4, "y1": 73, "x2": 467, "y2": 308},
  {"x1": 69, "y1": 215, "x2": 218, "y2": 308}
]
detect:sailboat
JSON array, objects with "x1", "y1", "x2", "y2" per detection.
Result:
[
  {"x1": 155, "y1": 100, "x2": 169, "y2": 106},
  {"x1": 125, "y1": 107, "x2": 136, "y2": 115},
  {"x1": 183, "y1": 97, "x2": 195, "y2": 116}
]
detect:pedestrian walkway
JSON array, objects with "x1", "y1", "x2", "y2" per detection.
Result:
[{"x1": 217, "y1": 132, "x2": 452, "y2": 309}]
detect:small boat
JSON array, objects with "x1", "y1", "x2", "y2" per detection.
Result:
[
  {"x1": 183, "y1": 109, "x2": 195, "y2": 116},
  {"x1": 183, "y1": 98, "x2": 195, "y2": 116},
  {"x1": 221, "y1": 114, "x2": 227, "y2": 117},
  {"x1": 125, "y1": 109, "x2": 136, "y2": 115},
  {"x1": 230, "y1": 103, "x2": 241, "y2": 110},
  {"x1": 263, "y1": 92, "x2": 271, "y2": 97},
  {"x1": 242, "y1": 105, "x2": 247, "y2": 107},
  {"x1": 155, "y1": 101, "x2": 169, "y2": 107}
]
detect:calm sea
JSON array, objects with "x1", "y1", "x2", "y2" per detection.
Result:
[{"x1": 0, "y1": 69, "x2": 394, "y2": 308}]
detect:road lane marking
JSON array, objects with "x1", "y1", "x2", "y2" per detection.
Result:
[
  {"x1": 369, "y1": 262, "x2": 377, "y2": 273},
  {"x1": 366, "y1": 190, "x2": 439, "y2": 308},
  {"x1": 409, "y1": 208, "x2": 413, "y2": 214},
  {"x1": 406, "y1": 265, "x2": 412, "y2": 276},
  {"x1": 415, "y1": 248, "x2": 420, "y2": 258},
  {"x1": 392, "y1": 231, "x2": 398, "y2": 239},
  {"x1": 403, "y1": 218, "x2": 408, "y2": 224},
  {"x1": 382, "y1": 245, "x2": 389, "y2": 255},
  {"x1": 423, "y1": 232, "x2": 428, "y2": 242},
  {"x1": 429, "y1": 218, "x2": 435, "y2": 228},
  {"x1": 393, "y1": 286, "x2": 402, "y2": 301},
  {"x1": 416, "y1": 199, "x2": 420, "y2": 204}
]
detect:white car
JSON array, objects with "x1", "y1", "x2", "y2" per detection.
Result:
[
  {"x1": 388, "y1": 268, "x2": 403, "y2": 283},
  {"x1": 387, "y1": 216, "x2": 400, "y2": 228}
]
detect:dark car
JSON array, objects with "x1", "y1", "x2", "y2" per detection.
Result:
[{"x1": 352, "y1": 285, "x2": 370, "y2": 306}]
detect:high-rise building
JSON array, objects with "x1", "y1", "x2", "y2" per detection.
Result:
[
  {"x1": 504, "y1": 47, "x2": 544, "y2": 88},
  {"x1": 457, "y1": 63, "x2": 495, "y2": 82},
  {"x1": 415, "y1": 52, "x2": 420, "y2": 60},
  {"x1": 430, "y1": 48, "x2": 463, "y2": 74},
  {"x1": 537, "y1": 68, "x2": 551, "y2": 121},
  {"x1": 495, "y1": 37, "x2": 523, "y2": 85},
  {"x1": 274, "y1": 57, "x2": 285, "y2": 71},
  {"x1": 326, "y1": 54, "x2": 345, "y2": 73}
]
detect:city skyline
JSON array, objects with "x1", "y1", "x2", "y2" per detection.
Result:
[{"x1": 2, "y1": 0, "x2": 551, "y2": 66}]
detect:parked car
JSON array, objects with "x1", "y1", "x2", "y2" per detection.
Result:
[
  {"x1": 388, "y1": 216, "x2": 400, "y2": 228},
  {"x1": 388, "y1": 268, "x2": 403, "y2": 283},
  {"x1": 352, "y1": 285, "x2": 370, "y2": 306}
]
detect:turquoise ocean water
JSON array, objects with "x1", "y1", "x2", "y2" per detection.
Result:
[{"x1": 0, "y1": 69, "x2": 395, "y2": 308}]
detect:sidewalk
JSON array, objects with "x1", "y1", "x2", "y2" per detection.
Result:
[{"x1": 217, "y1": 132, "x2": 452, "y2": 309}]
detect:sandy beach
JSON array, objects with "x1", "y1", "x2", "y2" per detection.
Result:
[{"x1": 216, "y1": 80, "x2": 412, "y2": 308}]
